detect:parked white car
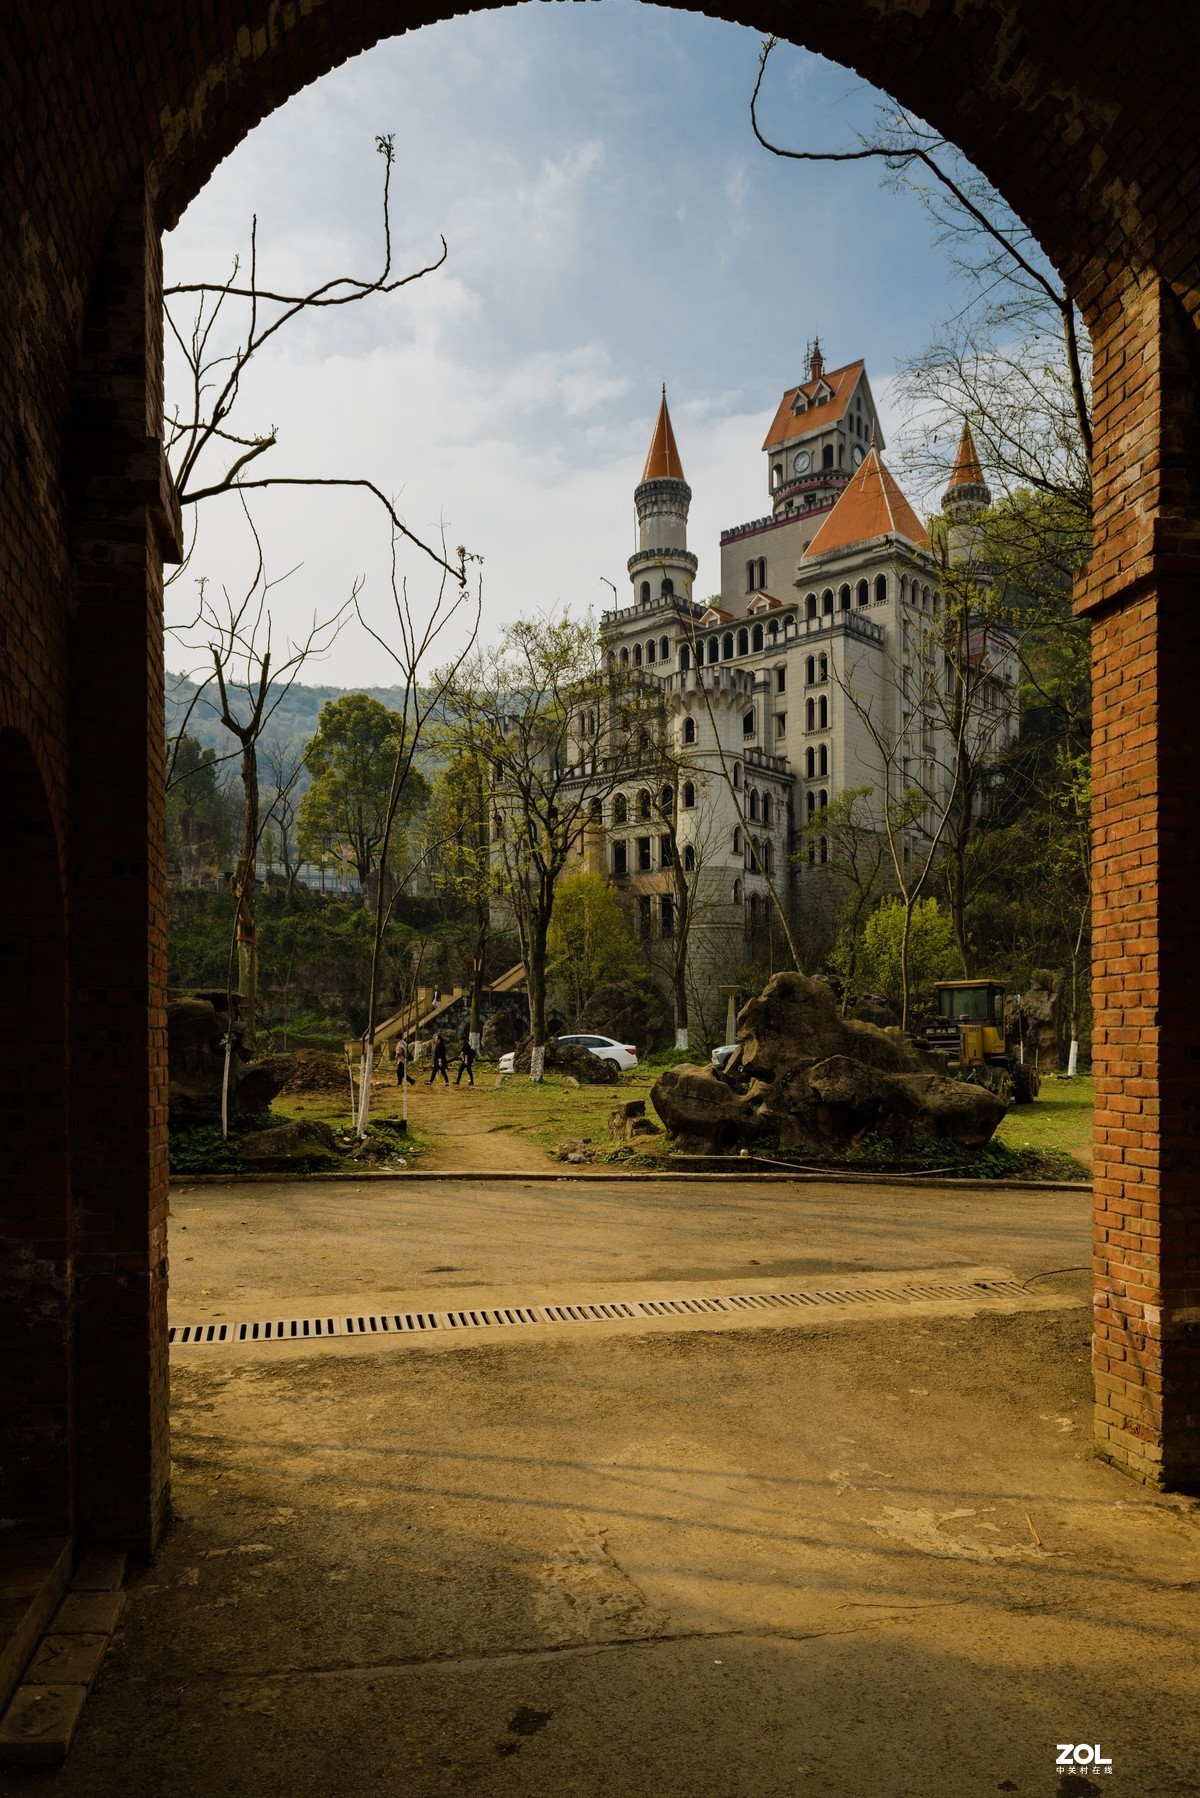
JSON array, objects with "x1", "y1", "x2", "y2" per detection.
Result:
[
  {"x1": 498, "y1": 1033, "x2": 638, "y2": 1075},
  {"x1": 710, "y1": 1043, "x2": 738, "y2": 1072}
]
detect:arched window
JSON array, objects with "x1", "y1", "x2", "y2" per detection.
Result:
[
  {"x1": 819, "y1": 789, "x2": 828, "y2": 810},
  {"x1": 857, "y1": 579, "x2": 869, "y2": 607},
  {"x1": 752, "y1": 624, "x2": 764, "y2": 652},
  {"x1": 633, "y1": 644, "x2": 643, "y2": 666},
  {"x1": 589, "y1": 796, "x2": 602, "y2": 821},
  {"x1": 822, "y1": 589, "x2": 834, "y2": 616},
  {"x1": 818, "y1": 744, "x2": 828, "y2": 776},
  {"x1": 683, "y1": 715, "x2": 696, "y2": 745},
  {"x1": 818, "y1": 695, "x2": 828, "y2": 729},
  {"x1": 662, "y1": 578, "x2": 674, "y2": 597},
  {"x1": 683, "y1": 844, "x2": 696, "y2": 871},
  {"x1": 806, "y1": 698, "x2": 815, "y2": 730},
  {"x1": 838, "y1": 441, "x2": 845, "y2": 467},
  {"x1": 763, "y1": 841, "x2": 773, "y2": 875},
  {"x1": 733, "y1": 763, "x2": 742, "y2": 789},
  {"x1": 805, "y1": 747, "x2": 815, "y2": 778},
  {"x1": 819, "y1": 836, "x2": 828, "y2": 864},
  {"x1": 746, "y1": 560, "x2": 756, "y2": 592},
  {"x1": 839, "y1": 584, "x2": 851, "y2": 611},
  {"x1": 639, "y1": 581, "x2": 650, "y2": 603},
  {"x1": 762, "y1": 794, "x2": 772, "y2": 826},
  {"x1": 638, "y1": 789, "x2": 652, "y2": 821},
  {"x1": 931, "y1": 591, "x2": 940, "y2": 616},
  {"x1": 660, "y1": 635, "x2": 670, "y2": 661},
  {"x1": 620, "y1": 647, "x2": 630, "y2": 666},
  {"x1": 737, "y1": 627, "x2": 749, "y2": 656},
  {"x1": 875, "y1": 574, "x2": 887, "y2": 604},
  {"x1": 768, "y1": 620, "x2": 779, "y2": 642},
  {"x1": 732, "y1": 826, "x2": 742, "y2": 854},
  {"x1": 771, "y1": 463, "x2": 783, "y2": 489},
  {"x1": 683, "y1": 781, "x2": 696, "y2": 808},
  {"x1": 806, "y1": 791, "x2": 816, "y2": 818},
  {"x1": 823, "y1": 443, "x2": 834, "y2": 469},
  {"x1": 818, "y1": 653, "x2": 828, "y2": 682},
  {"x1": 748, "y1": 789, "x2": 760, "y2": 821},
  {"x1": 646, "y1": 638, "x2": 656, "y2": 664},
  {"x1": 707, "y1": 637, "x2": 719, "y2": 665},
  {"x1": 806, "y1": 656, "x2": 815, "y2": 684},
  {"x1": 743, "y1": 709, "x2": 755, "y2": 737},
  {"x1": 757, "y1": 558, "x2": 767, "y2": 589},
  {"x1": 733, "y1": 878, "x2": 743, "y2": 904},
  {"x1": 661, "y1": 785, "x2": 674, "y2": 811},
  {"x1": 806, "y1": 593, "x2": 817, "y2": 620},
  {"x1": 722, "y1": 632, "x2": 734, "y2": 660},
  {"x1": 613, "y1": 794, "x2": 627, "y2": 824},
  {"x1": 680, "y1": 643, "x2": 691, "y2": 672}
]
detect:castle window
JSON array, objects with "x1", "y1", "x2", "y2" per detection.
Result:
[
  {"x1": 839, "y1": 584, "x2": 851, "y2": 611},
  {"x1": 857, "y1": 579, "x2": 869, "y2": 608},
  {"x1": 683, "y1": 781, "x2": 696, "y2": 808},
  {"x1": 733, "y1": 827, "x2": 742, "y2": 854},
  {"x1": 660, "y1": 836, "x2": 674, "y2": 869},
  {"x1": 752, "y1": 624, "x2": 764, "y2": 653},
  {"x1": 613, "y1": 794, "x2": 627, "y2": 825},
  {"x1": 775, "y1": 712, "x2": 786, "y2": 736},
  {"x1": 707, "y1": 637, "x2": 719, "y2": 665},
  {"x1": 660, "y1": 894, "x2": 674, "y2": 936},
  {"x1": 776, "y1": 666, "x2": 786, "y2": 693},
  {"x1": 818, "y1": 653, "x2": 827, "y2": 682},
  {"x1": 806, "y1": 699, "x2": 815, "y2": 730},
  {"x1": 633, "y1": 644, "x2": 643, "y2": 666},
  {"x1": 722, "y1": 632, "x2": 734, "y2": 660},
  {"x1": 638, "y1": 789, "x2": 652, "y2": 821},
  {"x1": 637, "y1": 836, "x2": 652, "y2": 872},
  {"x1": 806, "y1": 656, "x2": 815, "y2": 685},
  {"x1": 762, "y1": 794, "x2": 772, "y2": 825},
  {"x1": 838, "y1": 442, "x2": 845, "y2": 467},
  {"x1": 640, "y1": 581, "x2": 650, "y2": 604},
  {"x1": 733, "y1": 878, "x2": 743, "y2": 904},
  {"x1": 823, "y1": 444, "x2": 834, "y2": 469},
  {"x1": 822, "y1": 589, "x2": 834, "y2": 616},
  {"x1": 589, "y1": 796, "x2": 602, "y2": 820},
  {"x1": 680, "y1": 643, "x2": 691, "y2": 672},
  {"x1": 806, "y1": 747, "x2": 815, "y2": 778},
  {"x1": 818, "y1": 696, "x2": 828, "y2": 729},
  {"x1": 746, "y1": 560, "x2": 756, "y2": 592},
  {"x1": 748, "y1": 789, "x2": 759, "y2": 822},
  {"x1": 771, "y1": 463, "x2": 783, "y2": 490},
  {"x1": 737, "y1": 628, "x2": 749, "y2": 656},
  {"x1": 818, "y1": 744, "x2": 828, "y2": 776},
  {"x1": 662, "y1": 578, "x2": 674, "y2": 597},
  {"x1": 646, "y1": 638, "x2": 656, "y2": 664},
  {"x1": 762, "y1": 841, "x2": 774, "y2": 876},
  {"x1": 875, "y1": 574, "x2": 888, "y2": 604},
  {"x1": 806, "y1": 792, "x2": 816, "y2": 817},
  {"x1": 683, "y1": 844, "x2": 696, "y2": 872},
  {"x1": 661, "y1": 784, "x2": 674, "y2": 811},
  {"x1": 757, "y1": 557, "x2": 767, "y2": 589},
  {"x1": 768, "y1": 620, "x2": 779, "y2": 641},
  {"x1": 620, "y1": 647, "x2": 629, "y2": 666},
  {"x1": 683, "y1": 716, "x2": 696, "y2": 745},
  {"x1": 743, "y1": 708, "x2": 755, "y2": 737},
  {"x1": 612, "y1": 840, "x2": 627, "y2": 876},
  {"x1": 660, "y1": 635, "x2": 670, "y2": 662},
  {"x1": 806, "y1": 594, "x2": 817, "y2": 620},
  {"x1": 819, "y1": 837, "x2": 828, "y2": 864},
  {"x1": 819, "y1": 789, "x2": 828, "y2": 810},
  {"x1": 733, "y1": 763, "x2": 741, "y2": 788}
]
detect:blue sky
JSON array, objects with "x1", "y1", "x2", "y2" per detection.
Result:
[{"x1": 164, "y1": 0, "x2": 982, "y2": 687}]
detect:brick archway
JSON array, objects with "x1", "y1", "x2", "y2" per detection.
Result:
[{"x1": 2, "y1": 2, "x2": 1198, "y2": 1545}]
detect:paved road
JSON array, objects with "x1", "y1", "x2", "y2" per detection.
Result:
[{"x1": 168, "y1": 1174, "x2": 1092, "y2": 1319}]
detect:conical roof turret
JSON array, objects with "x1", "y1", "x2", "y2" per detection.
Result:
[
  {"x1": 943, "y1": 420, "x2": 990, "y2": 504},
  {"x1": 641, "y1": 387, "x2": 685, "y2": 483}
]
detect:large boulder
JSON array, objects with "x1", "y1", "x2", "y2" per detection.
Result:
[
  {"x1": 238, "y1": 1118, "x2": 338, "y2": 1170},
  {"x1": 481, "y1": 1007, "x2": 523, "y2": 1058},
  {"x1": 651, "y1": 971, "x2": 1005, "y2": 1154},
  {"x1": 168, "y1": 994, "x2": 293, "y2": 1129},
  {"x1": 511, "y1": 1036, "x2": 620, "y2": 1084}
]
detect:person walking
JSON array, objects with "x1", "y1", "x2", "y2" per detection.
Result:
[
  {"x1": 428, "y1": 1032, "x2": 449, "y2": 1085},
  {"x1": 394, "y1": 1036, "x2": 411, "y2": 1085},
  {"x1": 455, "y1": 1033, "x2": 476, "y2": 1087}
]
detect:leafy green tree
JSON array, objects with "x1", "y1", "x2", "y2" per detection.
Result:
[
  {"x1": 298, "y1": 692, "x2": 429, "y2": 889},
  {"x1": 548, "y1": 873, "x2": 641, "y2": 1016},
  {"x1": 166, "y1": 732, "x2": 240, "y2": 881},
  {"x1": 858, "y1": 896, "x2": 962, "y2": 1019},
  {"x1": 424, "y1": 749, "x2": 501, "y2": 1046}
]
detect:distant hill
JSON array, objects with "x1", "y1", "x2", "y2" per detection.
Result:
[{"x1": 165, "y1": 673, "x2": 419, "y2": 760}]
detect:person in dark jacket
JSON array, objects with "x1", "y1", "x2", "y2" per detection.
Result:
[
  {"x1": 455, "y1": 1034, "x2": 476, "y2": 1086},
  {"x1": 428, "y1": 1032, "x2": 450, "y2": 1084}
]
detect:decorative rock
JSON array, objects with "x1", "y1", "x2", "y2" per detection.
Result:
[
  {"x1": 237, "y1": 1119, "x2": 338, "y2": 1169},
  {"x1": 168, "y1": 993, "x2": 294, "y2": 1129}
]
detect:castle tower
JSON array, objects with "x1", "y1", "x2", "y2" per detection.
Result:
[
  {"x1": 941, "y1": 419, "x2": 992, "y2": 571},
  {"x1": 628, "y1": 388, "x2": 698, "y2": 608}
]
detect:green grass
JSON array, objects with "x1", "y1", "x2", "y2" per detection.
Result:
[{"x1": 995, "y1": 1074, "x2": 1093, "y2": 1169}]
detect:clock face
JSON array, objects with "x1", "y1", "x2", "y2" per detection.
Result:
[
  {"x1": 852, "y1": 444, "x2": 866, "y2": 467},
  {"x1": 794, "y1": 451, "x2": 811, "y2": 475}
]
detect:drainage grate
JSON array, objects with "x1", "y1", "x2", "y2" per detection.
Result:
[{"x1": 169, "y1": 1279, "x2": 1029, "y2": 1349}]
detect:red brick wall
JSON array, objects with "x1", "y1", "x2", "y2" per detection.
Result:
[{"x1": 1, "y1": 3, "x2": 1199, "y2": 1542}]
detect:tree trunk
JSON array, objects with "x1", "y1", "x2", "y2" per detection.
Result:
[
  {"x1": 469, "y1": 905, "x2": 488, "y2": 1051},
  {"x1": 235, "y1": 740, "x2": 259, "y2": 1047},
  {"x1": 671, "y1": 856, "x2": 690, "y2": 1049},
  {"x1": 527, "y1": 893, "x2": 551, "y2": 1081},
  {"x1": 899, "y1": 895, "x2": 914, "y2": 1034}
]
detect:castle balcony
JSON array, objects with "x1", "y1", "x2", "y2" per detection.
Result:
[
  {"x1": 799, "y1": 609, "x2": 885, "y2": 646},
  {"x1": 744, "y1": 744, "x2": 791, "y2": 778},
  {"x1": 600, "y1": 591, "x2": 704, "y2": 631}
]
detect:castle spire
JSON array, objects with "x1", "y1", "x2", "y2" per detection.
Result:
[
  {"x1": 946, "y1": 418, "x2": 986, "y2": 492},
  {"x1": 641, "y1": 387, "x2": 685, "y2": 483}
]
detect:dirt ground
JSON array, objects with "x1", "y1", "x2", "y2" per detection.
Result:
[{"x1": 15, "y1": 1308, "x2": 1199, "y2": 1798}]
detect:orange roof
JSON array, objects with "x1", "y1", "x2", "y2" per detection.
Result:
[
  {"x1": 947, "y1": 419, "x2": 985, "y2": 489},
  {"x1": 763, "y1": 360, "x2": 865, "y2": 451},
  {"x1": 641, "y1": 388, "x2": 685, "y2": 482},
  {"x1": 802, "y1": 449, "x2": 930, "y2": 559}
]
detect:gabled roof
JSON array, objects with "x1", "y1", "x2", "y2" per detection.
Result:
[
  {"x1": 641, "y1": 388, "x2": 685, "y2": 482},
  {"x1": 699, "y1": 606, "x2": 733, "y2": 626},
  {"x1": 747, "y1": 593, "x2": 783, "y2": 612},
  {"x1": 946, "y1": 419, "x2": 986, "y2": 489},
  {"x1": 802, "y1": 448, "x2": 930, "y2": 559},
  {"x1": 763, "y1": 360, "x2": 865, "y2": 451}
]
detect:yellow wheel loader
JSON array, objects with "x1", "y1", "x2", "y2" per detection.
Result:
[{"x1": 919, "y1": 979, "x2": 1039, "y2": 1104}]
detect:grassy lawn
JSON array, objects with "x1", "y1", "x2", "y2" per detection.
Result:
[{"x1": 995, "y1": 1074, "x2": 1094, "y2": 1169}]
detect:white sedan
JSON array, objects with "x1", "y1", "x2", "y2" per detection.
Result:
[{"x1": 498, "y1": 1033, "x2": 638, "y2": 1074}]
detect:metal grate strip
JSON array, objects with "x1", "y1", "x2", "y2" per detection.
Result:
[{"x1": 170, "y1": 1278, "x2": 1031, "y2": 1349}]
